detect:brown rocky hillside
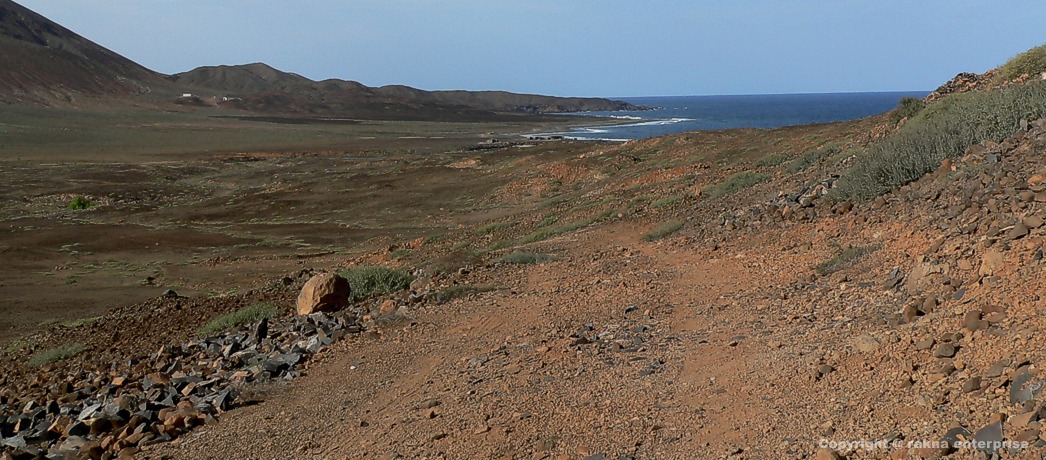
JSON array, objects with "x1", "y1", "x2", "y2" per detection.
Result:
[{"x1": 3, "y1": 76, "x2": 1046, "y2": 458}]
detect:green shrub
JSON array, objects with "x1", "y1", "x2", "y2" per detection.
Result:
[
  {"x1": 536, "y1": 215, "x2": 557, "y2": 228},
  {"x1": 786, "y1": 147, "x2": 840, "y2": 173},
  {"x1": 643, "y1": 221, "x2": 684, "y2": 241},
  {"x1": 27, "y1": 343, "x2": 86, "y2": 367},
  {"x1": 705, "y1": 172, "x2": 769, "y2": 198},
  {"x1": 341, "y1": 266, "x2": 415, "y2": 302},
  {"x1": 998, "y1": 42, "x2": 1046, "y2": 82},
  {"x1": 69, "y1": 196, "x2": 94, "y2": 210},
  {"x1": 650, "y1": 195, "x2": 684, "y2": 209},
  {"x1": 495, "y1": 251, "x2": 555, "y2": 264},
  {"x1": 815, "y1": 245, "x2": 880, "y2": 275},
  {"x1": 832, "y1": 81, "x2": 1046, "y2": 201},
  {"x1": 753, "y1": 153, "x2": 789, "y2": 168},
  {"x1": 477, "y1": 222, "x2": 516, "y2": 235},
  {"x1": 198, "y1": 302, "x2": 279, "y2": 336},
  {"x1": 890, "y1": 97, "x2": 927, "y2": 123}
]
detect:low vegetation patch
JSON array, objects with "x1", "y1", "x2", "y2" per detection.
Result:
[
  {"x1": 62, "y1": 316, "x2": 103, "y2": 328},
  {"x1": 434, "y1": 284, "x2": 496, "y2": 303},
  {"x1": 516, "y1": 209, "x2": 620, "y2": 246},
  {"x1": 753, "y1": 153, "x2": 789, "y2": 168},
  {"x1": 341, "y1": 266, "x2": 415, "y2": 302},
  {"x1": 27, "y1": 343, "x2": 86, "y2": 367},
  {"x1": 643, "y1": 221, "x2": 684, "y2": 241},
  {"x1": 2, "y1": 339, "x2": 32, "y2": 356},
  {"x1": 703, "y1": 172, "x2": 768, "y2": 198},
  {"x1": 495, "y1": 251, "x2": 555, "y2": 264},
  {"x1": 68, "y1": 196, "x2": 94, "y2": 210},
  {"x1": 650, "y1": 195, "x2": 685, "y2": 209},
  {"x1": 815, "y1": 245, "x2": 880, "y2": 275},
  {"x1": 998, "y1": 42, "x2": 1046, "y2": 82},
  {"x1": 422, "y1": 234, "x2": 445, "y2": 245},
  {"x1": 536, "y1": 215, "x2": 557, "y2": 228},
  {"x1": 832, "y1": 81, "x2": 1046, "y2": 201},
  {"x1": 890, "y1": 97, "x2": 927, "y2": 123},
  {"x1": 198, "y1": 302, "x2": 279, "y2": 337},
  {"x1": 786, "y1": 146, "x2": 840, "y2": 173},
  {"x1": 477, "y1": 222, "x2": 516, "y2": 235},
  {"x1": 428, "y1": 250, "x2": 483, "y2": 275}
]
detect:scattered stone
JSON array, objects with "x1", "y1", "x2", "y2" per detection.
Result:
[
  {"x1": 815, "y1": 448, "x2": 841, "y2": 460},
  {"x1": 1007, "y1": 223, "x2": 1030, "y2": 240},
  {"x1": 963, "y1": 376, "x2": 982, "y2": 393},
  {"x1": 1011, "y1": 373, "x2": 1045, "y2": 405},
  {"x1": 963, "y1": 311, "x2": 987, "y2": 331},
  {"x1": 816, "y1": 364, "x2": 834, "y2": 380},
  {"x1": 914, "y1": 338, "x2": 935, "y2": 351},
  {"x1": 972, "y1": 421, "x2": 1003, "y2": 455},
  {"x1": 1008, "y1": 411, "x2": 1037, "y2": 429},
  {"x1": 254, "y1": 317, "x2": 269, "y2": 343},
  {"x1": 899, "y1": 304, "x2": 922, "y2": 324},
  {"x1": 932, "y1": 343, "x2": 956, "y2": 359},
  {"x1": 986, "y1": 360, "x2": 1008, "y2": 378},
  {"x1": 979, "y1": 249, "x2": 1005, "y2": 276}
]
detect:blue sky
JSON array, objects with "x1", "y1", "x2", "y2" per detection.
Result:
[{"x1": 17, "y1": 0, "x2": 1046, "y2": 97}]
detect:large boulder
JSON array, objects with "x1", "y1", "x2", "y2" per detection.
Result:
[{"x1": 297, "y1": 273, "x2": 350, "y2": 315}]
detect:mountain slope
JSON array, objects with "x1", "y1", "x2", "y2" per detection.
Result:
[
  {"x1": 173, "y1": 63, "x2": 640, "y2": 115},
  {"x1": 0, "y1": 0, "x2": 166, "y2": 106}
]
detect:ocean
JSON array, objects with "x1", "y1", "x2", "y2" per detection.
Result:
[{"x1": 529, "y1": 91, "x2": 930, "y2": 141}]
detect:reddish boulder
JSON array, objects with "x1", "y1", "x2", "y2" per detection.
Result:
[{"x1": 297, "y1": 273, "x2": 351, "y2": 315}]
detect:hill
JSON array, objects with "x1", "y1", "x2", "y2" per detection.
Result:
[
  {"x1": 0, "y1": 0, "x2": 638, "y2": 118},
  {"x1": 172, "y1": 63, "x2": 640, "y2": 117}
]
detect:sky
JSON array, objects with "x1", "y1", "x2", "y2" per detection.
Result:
[{"x1": 16, "y1": 0, "x2": 1046, "y2": 98}]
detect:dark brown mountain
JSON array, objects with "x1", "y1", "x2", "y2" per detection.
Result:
[
  {"x1": 173, "y1": 63, "x2": 640, "y2": 116},
  {"x1": 0, "y1": 0, "x2": 638, "y2": 118},
  {"x1": 0, "y1": 0, "x2": 166, "y2": 106}
]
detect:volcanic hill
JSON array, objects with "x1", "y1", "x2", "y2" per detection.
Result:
[{"x1": 0, "y1": 0, "x2": 637, "y2": 118}]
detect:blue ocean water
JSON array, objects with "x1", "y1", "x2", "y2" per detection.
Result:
[{"x1": 529, "y1": 92, "x2": 930, "y2": 141}]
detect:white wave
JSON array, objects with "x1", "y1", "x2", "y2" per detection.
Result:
[{"x1": 521, "y1": 117, "x2": 693, "y2": 142}]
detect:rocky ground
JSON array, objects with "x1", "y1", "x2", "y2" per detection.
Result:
[{"x1": 3, "y1": 89, "x2": 1046, "y2": 460}]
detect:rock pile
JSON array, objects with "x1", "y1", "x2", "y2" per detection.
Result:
[
  {"x1": 925, "y1": 70, "x2": 998, "y2": 104},
  {"x1": 0, "y1": 310, "x2": 360, "y2": 459}
]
